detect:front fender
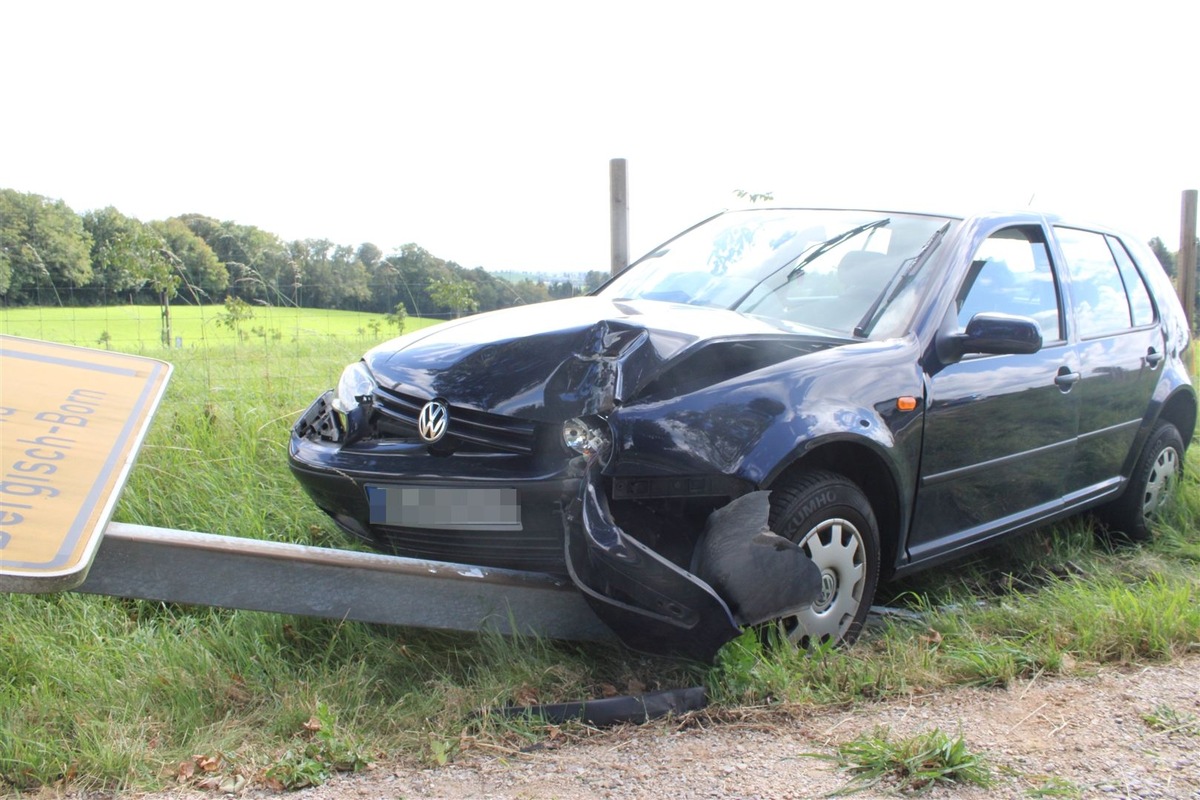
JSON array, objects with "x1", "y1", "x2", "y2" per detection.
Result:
[{"x1": 606, "y1": 336, "x2": 925, "y2": 484}]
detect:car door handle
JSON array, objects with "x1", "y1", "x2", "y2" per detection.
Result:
[
  {"x1": 1146, "y1": 348, "x2": 1164, "y2": 368},
  {"x1": 1054, "y1": 368, "x2": 1081, "y2": 391}
]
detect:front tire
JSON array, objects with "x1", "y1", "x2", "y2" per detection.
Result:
[
  {"x1": 1103, "y1": 421, "x2": 1184, "y2": 542},
  {"x1": 767, "y1": 470, "x2": 880, "y2": 648}
]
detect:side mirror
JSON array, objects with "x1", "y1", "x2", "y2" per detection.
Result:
[{"x1": 944, "y1": 312, "x2": 1043, "y2": 358}]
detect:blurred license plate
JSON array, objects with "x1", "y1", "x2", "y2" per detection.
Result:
[{"x1": 367, "y1": 485, "x2": 522, "y2": 530}]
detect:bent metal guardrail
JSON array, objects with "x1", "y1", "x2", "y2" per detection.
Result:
[{"x1": 77, "y1": 522, "x2": 613, "y2": 642}]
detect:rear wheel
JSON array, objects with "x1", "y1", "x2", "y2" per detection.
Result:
[
  {"x1": 767, "y1": 470, "x2": 880, "y2": 648},
  {"x1": 1103, "y1": 422, "x2": 1184, "y2": 542}
]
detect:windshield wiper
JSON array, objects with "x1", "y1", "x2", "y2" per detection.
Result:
[
  {"x1": 852, "y1": 221, "x2": 951, "y2": 338},
  {"x1": 786, "y1": 218, "x2": 891, "y2": 280}
]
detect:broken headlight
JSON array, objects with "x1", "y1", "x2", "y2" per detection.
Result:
[
  {"x1": 562, "y1": 416, "x2": 612, "y2": 462},
  {"x1": 333, "y1": 361, "x2": 376, "y2": 414}
]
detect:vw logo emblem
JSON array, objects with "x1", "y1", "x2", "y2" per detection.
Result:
[{"x1": 417, "y1": 400, "x2": 449, "y2": 443}]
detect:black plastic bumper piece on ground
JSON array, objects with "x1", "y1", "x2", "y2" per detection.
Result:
[
  {"x1": 500, "y1": 686, "x2": 708, "y2": 726},
  {"x1": 564, "y1": 461, "x2": 741, "y2": 663}
]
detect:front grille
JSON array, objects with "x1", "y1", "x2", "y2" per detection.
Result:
[{"x1": 372, "y1": 386, "x2": 540, "y2": 454}]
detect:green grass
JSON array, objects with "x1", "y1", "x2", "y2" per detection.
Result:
[
  {"x1": 808, "y1": 726, "x2": 992, "y2": 795},
  {"x1": 1, "y1": 303, "x2": 440, "y2": 352},
  {"x1": 1141, "y1": 702, "x2": 1199, "y2": 737},
  {"x1": 3, "y1": 306, "x2": 1200, "y2": 792},
  {"x1": 1025, "y1": 777, "x2": 1084, "y2": 798},
  {"x1": 708, "y1": 506, "x2": 1200, "y2": 707}
]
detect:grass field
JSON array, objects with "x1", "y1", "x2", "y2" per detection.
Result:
[
  {"x1": 2, "y1": 306, "x2": 1199, "y2": 792},
  {"x1": 1, "y1": 303, "x2": 441, "y2": 352}
]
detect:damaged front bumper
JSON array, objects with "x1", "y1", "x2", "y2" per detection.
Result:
[
  {"x1": 564, "y1": 462, "x2": 742, "y2": 662},
  {"x1": 564, "y1": 461, "x2": 824, "y2": 662}
]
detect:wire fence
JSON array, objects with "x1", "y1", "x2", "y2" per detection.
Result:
[{"x1": 1, "y1": 294, "x2": 452, "y2": 412}]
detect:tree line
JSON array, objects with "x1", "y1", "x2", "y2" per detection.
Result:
[
  {"x1": 4, "y1": 187, "x2": 1186, "y2": 317},
  {"x1": 0, "y1": 188, "x2": 609, "y2": 317}
]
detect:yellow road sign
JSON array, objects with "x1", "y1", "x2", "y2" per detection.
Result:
[{"x1": 0, "y1": 335, "x2": 171, "y2": 592}]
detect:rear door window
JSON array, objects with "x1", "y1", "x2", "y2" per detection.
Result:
[
  {"x1": 1055, "y1": 227, "x2": 1151, "y2": 339},
  {"x1": 1107, "y1": 235, "x2": 1155, "y2": 327}
]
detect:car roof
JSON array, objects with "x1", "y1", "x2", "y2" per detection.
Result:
[{"x1": 727, "y1": 206, "x2": 1131, "y2": 236}]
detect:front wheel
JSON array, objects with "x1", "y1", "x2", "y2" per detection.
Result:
[
  {"x1": 767, "y1": 469, "x2": 880, "y2": 648},
  {"x1": 1102, "y1": 421, "x2": 1185, "y2": 542}
]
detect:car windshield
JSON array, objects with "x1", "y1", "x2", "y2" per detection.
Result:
[{"x1": 598, "y1": 209, "x2": 953, "y2": 338}]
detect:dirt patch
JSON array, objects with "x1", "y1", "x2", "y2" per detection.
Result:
[{"x1": 107, "y1": 654, "x2": 1200, "y2": 800}]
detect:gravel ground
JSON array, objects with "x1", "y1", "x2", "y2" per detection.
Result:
[{"x1": 84, "y1": 653, "x2": 1200, "y2": 800}]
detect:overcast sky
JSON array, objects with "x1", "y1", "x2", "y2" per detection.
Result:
[{"x1": 2, "y1": 1, "x2": 1196, "y2": 273}]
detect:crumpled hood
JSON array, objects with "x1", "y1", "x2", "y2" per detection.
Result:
[{"x1": 364, "y1": 297, "x2": 837, "y2": 420}]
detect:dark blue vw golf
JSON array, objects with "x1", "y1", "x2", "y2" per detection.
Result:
[{"x1": 289, "y1": 208, "x2": 1194, "y2": 660}]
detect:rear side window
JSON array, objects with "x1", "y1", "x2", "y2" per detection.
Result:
[
  {"x1": 1107, "y1": 235, "x2": 1155, "y2": 327},
  {"x1": 1055, "y1": 227, "x2": 1150, "y2": 338}
]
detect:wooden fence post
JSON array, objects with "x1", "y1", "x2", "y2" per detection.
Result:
[
  {"x1": 1180, "y1": 189, "x2": 1198, "y2": 332},
  {"x1": 610, "y1": 158, "x2": 629, "y2": 276}
]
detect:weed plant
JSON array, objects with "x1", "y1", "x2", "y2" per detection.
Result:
[
  {"x1": 809, "y1": 726, "x2": 993, "y2": 795},
  {"x1": 3, "y1": 310, "x2": 1200, "y2": 791},
  {"x1": 1025, "y1": 776, "x2": 1085, "y2": 798},
  {"x1": 1141, "y1": 702, "x2": 1199, "y2": 737}
]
